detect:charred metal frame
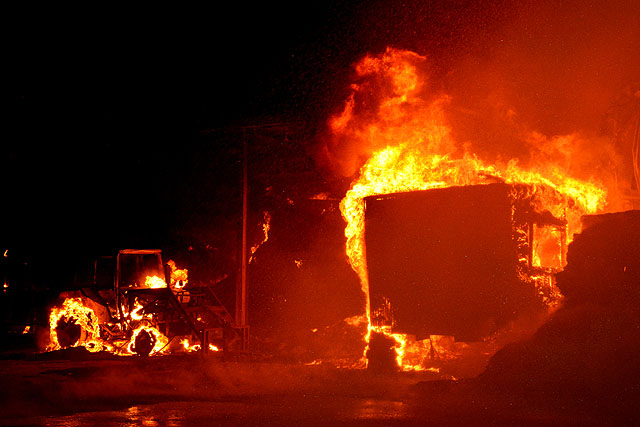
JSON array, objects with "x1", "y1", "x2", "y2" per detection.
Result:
[{"x1": 112, "y1": 249, "x2": 239, "y2": 352}]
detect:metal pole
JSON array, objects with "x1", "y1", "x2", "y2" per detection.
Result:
[{"x1": 237, "y1": 134, "x2": 248, "y2": 329}]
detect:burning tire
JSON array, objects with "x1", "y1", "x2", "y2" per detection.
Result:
[
  {"x1": 54, "y1": 316, "x2": 82, "y2": 348},
  {"x1": 367, "y1": 332, "x2": 399, "y2": 372},
  {"x1": 131, "y1": 328, "x2": 157, "y2": 356}
]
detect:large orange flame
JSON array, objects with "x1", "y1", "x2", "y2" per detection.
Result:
[{"x1": 332, "y1": 47, "x2": 608, "y2": 370}]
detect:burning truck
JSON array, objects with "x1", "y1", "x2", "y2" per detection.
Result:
[
  {"x1": 337, "y1": 146, "x2": 605, "y2": 372},
  {"x1": 47, "y1": 249, "x2": 241, "y2": 356},
  {"x1": 364, "y1": 182, "x2": 568, "y2": 368},
  {"x1": 330, "y1": 48, "x2": 610, "y2": 372}
]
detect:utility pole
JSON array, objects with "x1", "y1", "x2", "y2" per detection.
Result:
[
  {"x1": 236, "y1": 133, "x2": 249, "y2": 349},
  {"x1": 200, "y1": 122, "x2": 300, "y2": 352}
]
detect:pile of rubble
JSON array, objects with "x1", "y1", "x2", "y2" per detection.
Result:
[{"x1": 479, "y1": 210, "x2": 640, "y2": 418}]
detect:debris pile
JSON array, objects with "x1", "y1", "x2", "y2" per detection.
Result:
[{"x1": 479, "y1": 210, "x2": 640, "y2": 417}]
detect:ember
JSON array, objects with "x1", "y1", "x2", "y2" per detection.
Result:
[{"x1": 181, "y1": 338, "x2": 220, "y2": 352}]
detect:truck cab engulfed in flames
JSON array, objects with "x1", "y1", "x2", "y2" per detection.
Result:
[{"x1": 365, "y1": 183, "x2": 567, "y2": 342}]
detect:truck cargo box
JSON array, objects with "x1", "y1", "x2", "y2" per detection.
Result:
[{"x1": 364, "y1": 183, "x2": 565, "y2": 341}]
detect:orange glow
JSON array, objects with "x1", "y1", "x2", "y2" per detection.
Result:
[
  {"x1": 532, "y1": 225, "x2": 563, "y2": 269},
  {"x1": 333, "y1": 48, "x2": 608, "y2": 371}
]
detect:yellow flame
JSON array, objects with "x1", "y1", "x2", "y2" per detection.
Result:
[
  {"x1": 167, "y1": 260, "x2": 188, "y2": 290},
  {"x1": 129, "y1": 299, "x2": 145, "y2": 321},
  {"x1": 144, "y1": 275, "x2": 167, "y2": 289},
  {"x1": 180, "y1": 338, "x2": 219, "y2": 352},
  {"x1": 249, "y1": 211, "x2": 272, "y2": 263}
]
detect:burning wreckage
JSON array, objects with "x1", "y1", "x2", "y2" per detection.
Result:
[
  {"x1": 365, "y1": 182, "x2": 569, "y2": 368},
  {"x1": 366, "y1": 182, "x2": 567, "y2": 341},
  {"x1": 327, "y1": 47, "x2": 619, "y2": 372},
  {"x1": 41, "y1": 49, "x2": 635, "y2": 372},
  {"x1": 336, "y1": 145, "x2": 608, "y2": 373},
  {"x1": 48, "y1": 249, "x2": 245, "y2": 356}
]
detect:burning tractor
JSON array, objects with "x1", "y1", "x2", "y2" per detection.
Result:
[{"x1": 47, "y1": 249, "x2": 241, "y2": 356}]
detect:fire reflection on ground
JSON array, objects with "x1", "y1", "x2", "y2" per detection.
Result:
[
  {"x1": 0, "y1": 357, "x2": 600, "y2": 426},
  {"x1": 33, "y1": 398, "x2": 413, "y2": 426}
]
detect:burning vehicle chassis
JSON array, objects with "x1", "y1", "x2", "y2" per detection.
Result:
[
  {"x1": 364, "y1": 182, "x2": 568, "y2": 368},
  {"x1": 48, "y1": 249, "x2": 243, "y2": 356}
]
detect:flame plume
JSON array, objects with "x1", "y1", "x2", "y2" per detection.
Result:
[{"x1": 331, "y1": 47, "x2": 608, "y2": 370}]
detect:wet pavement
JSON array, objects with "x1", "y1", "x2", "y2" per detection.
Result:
[
  {"x1": 0, "y1": 353, "x2": 603, "y2": 426},
  {"x1": 13, "y1": 397, "x2": 414, "y2": 426}
]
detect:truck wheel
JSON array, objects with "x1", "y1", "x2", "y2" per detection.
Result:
[
  {"x1": 55, "y1": 317, "x2": 82, "y2": 348},
  {"x1": 367, "y1": 332, "x2": 398, "y2": 372},
  {"x1": 132, "y1": 329, "x2": 156, "y2": 356}
]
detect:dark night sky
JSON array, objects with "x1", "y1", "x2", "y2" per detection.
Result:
[
  {"x1": 4, "y1": 2, "x2": 366, "y2": 294},
  {"x1": 7, "y1": 0, "x2": 490, "y2": 253}
]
